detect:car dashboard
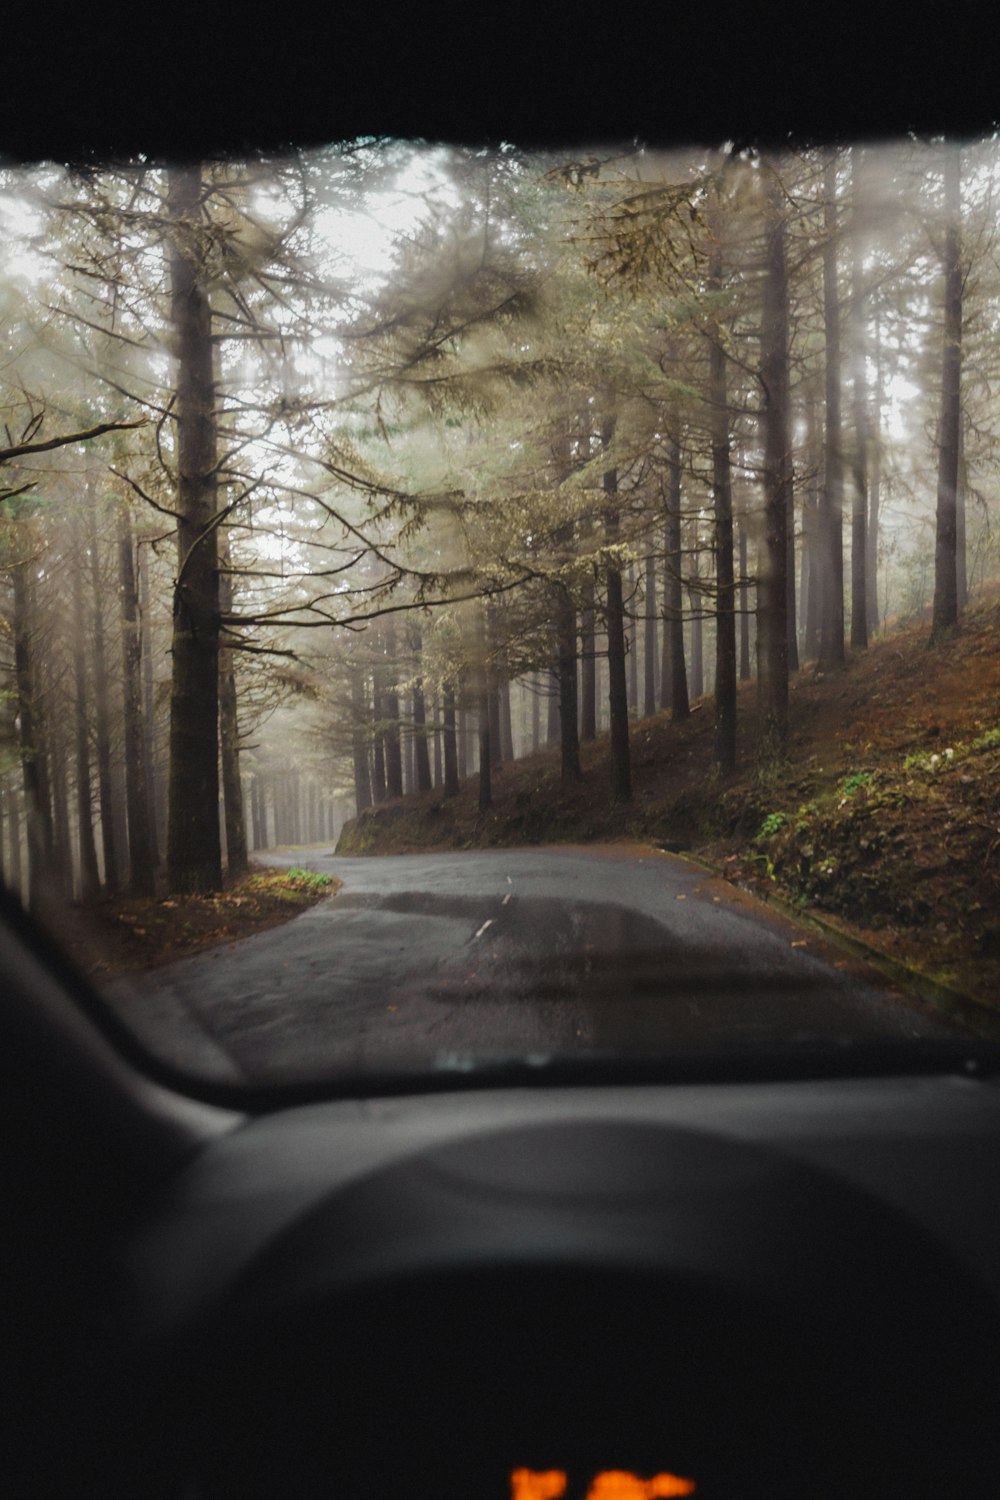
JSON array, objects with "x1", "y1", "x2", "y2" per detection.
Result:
[
  {"x1": 3, "y1": 899, "x2": 1000, "y2": 1500},
  {"x1": 16, "y1": 1079, "x2": 1000, "y2": 1498}
]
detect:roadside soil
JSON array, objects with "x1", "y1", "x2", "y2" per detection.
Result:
[
  {"x1": 61, "y1": 865, "x2": 340, "y2": 981},
  {"x1": 338, "y1": 585, "x2": 1000, "y2": 1014}
]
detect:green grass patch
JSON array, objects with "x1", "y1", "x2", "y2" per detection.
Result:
[
  {"x1": 756, "y1": 811, "x2": 789, "y2": 841},
  {"x1": 838, "y1": 770, "x2": 875, "y2": 796},
  {"x1": 284, "y1": 866, "x2": 335, "y2": 890}
]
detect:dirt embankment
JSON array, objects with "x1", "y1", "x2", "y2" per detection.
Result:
[
  {"x1": 339, "y1": 590, "x2": 1000, "y2": 1010},
  {"x1": 62, "y1": 866, "x2": 340, "y2": 981}
]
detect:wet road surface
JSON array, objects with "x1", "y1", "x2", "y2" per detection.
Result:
[{"x1": 106, "y1": 844, "x2": 961, "y2": 1085}]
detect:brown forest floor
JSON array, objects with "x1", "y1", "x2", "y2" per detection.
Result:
[
  {"x1": 339, "y1": 584, "x2": 1000, "y2": 1016},
  {"x1": 63, "y1": 867, "x2": 340, "y2": 981}
]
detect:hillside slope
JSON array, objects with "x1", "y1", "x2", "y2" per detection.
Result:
[{"x1": 338, "y1": 590, "x2": 1000, "y2": 1013}]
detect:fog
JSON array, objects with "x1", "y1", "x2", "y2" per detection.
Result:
[{"x1": 0, "y1": 136, "x2": 995, "y2": 913}]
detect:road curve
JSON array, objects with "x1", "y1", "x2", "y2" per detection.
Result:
[{"x1": 105, "y1": 844, "x2": 961, "y2": 1086}]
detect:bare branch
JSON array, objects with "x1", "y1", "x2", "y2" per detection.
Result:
[{"x1": 0, "y1": 416, "x2": 146, "y2": 464}]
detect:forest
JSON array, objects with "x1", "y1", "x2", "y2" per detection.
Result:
[{"x1": 0, "y1": 136, "x2": 996, "y2": 921}]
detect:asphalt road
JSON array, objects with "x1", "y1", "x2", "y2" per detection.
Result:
[{"x1": 104, "y1": 844, "x2": 961, "y2": 1086}]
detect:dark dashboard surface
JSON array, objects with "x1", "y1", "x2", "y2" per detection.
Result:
[
  {"x1": 112, "y1": 1075, "x2": 1000, "y2": 1499},
  {"x1": 4, "y1": 888, "x2": 1000, "y2": 1499}
]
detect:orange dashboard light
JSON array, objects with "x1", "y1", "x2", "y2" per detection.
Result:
[
  {"x1": 510, "y1": 1471, "x2": 695, "y2": 1499},
  {"x1": 584, "y1": 1473, "x2": 696, "y2": 1500},
  {"x1": 510, "y1": 1468, "x2": 569, "y2": 1499}
]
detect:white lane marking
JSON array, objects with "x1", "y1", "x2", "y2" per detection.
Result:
[
  {"x1": 474, "y1": 918, "x2": 495, "y2": 940},
  {"x1": 502, "y1": 892, "x2": 512, "y2": 906},
  {"x1": 506, "y1": 876, "x2": 513, "y2": 885}
]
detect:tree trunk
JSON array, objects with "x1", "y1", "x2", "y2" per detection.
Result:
[
  {"x1": 431, "y1": 692, "x2": 443, "y2": 789},
  {"x1": 643, "y1": 544, "x2": 657, "y2": 718},
  {"x1": 819, "y1": 151, "x2": 846, "y2": 669},
  {"x1": 12, "y1": 557, "x2": 54, "y2": 911},
  {"x1": 70, "y1": 510, "x2": 101, "y2": 902},
  {"x1": 626, "y1": 561, "x2": 638, "y2": 716},
  {"x1": 111, "y1": 749, "x2": 130, "y2": 891},
  {"x1": 866, "y1": 311, "x2": 884, "y2": 636},
  {"x1": 488, "y1": 675, "x2": 503, "y2": 769},
  {"x1": 165, "y1": 163, "x2": 223, "y2": 893},
  {"x1": 659, "y1": 525, "x2": 670, "y2": 710},
  {"x1": 138, "y1": 540, "x2": 163, "y2": 868},
  {"x1": 442, "y1": 682, "x2": 460, "y2": 797},
  {"x1": 500, "y1": 678, "x2": 514, "y2": 763},
  {"x1": 402, "y1": 712, "x2": 413, "y2": 796},
  {"x1": 292, "y1": 774, "x2": 303, "y2": 843},
  {"x1": 801, "y1": 494, "x2": 822, "y2": 660},
  {"x1": 44, "y1": 653, "x2": 73, "y2": 901},
  {"x1": 8, "y1": 783, "x2": 23, "y2": 898},
  {"x1": 931, "y1": 140, "x2": 963, "y2": 644},
  {"x1": 665, "y1": 435, "x2": 690, "y2": 720},
  {"x1": 757, "y1": 166, "x2": 791, "y2": 763},
  {"x1": 248, "y1": 776, "x2": 262, "y2": 851},
  {"x1": 87, "y1": 487, "x2": 119, "y2": 893},
  {"x1": 477, "y1": 698, "x2": 492, "y2": 810},
  {"x1": 849, "y1": 146, "x2": 870, "y2": 651},
  {"x1": 476, "y1": 614, "x2": 492, "y2": 811},
  {"x1": 384, "y1": 688, "x2": 403, "y2": 797},
  {"x1": 269, "y1": 774, "x2": 281, "y2": 846},
  {"x1": 709, "y1": 229, "x2": 737, "y2": 771},
  {"x1": 546, "y1": 664, "x2": 560, "y2": 747},
  {"x1": 351, "y1": 670, "x2": 373, "y2": 814},
  {"x1": 785, "y1": 439, "x2": 799, "y2": 674},
  {"x1": 273, "y1": 777, "x2": 283, "y2": 845},
  {"x1": 371, "y1": 668, "x2": 387, "y2": 804},
  {"x1": 689, "y1": 579, "x2": 704, "y2": 701},
  {"x1": 551, "y1": 421, "x2": 580, "y2": 780},
  {"x1": 802, "y1": 389, "x2": 823, "y2": 660},
  {"x1": 554, "y1": 581, "x2": 581, "y2": 783},
  {"x1": 603, "y1": 416, "x2": 632, "y2": 802},
  {"x1": 457, "y1": 704, "x2": 469, "y2": 780},
  {"x1": 383, "y1": 623, "x2": 403, "y2": 798},
  {"x1": 260, "y1": 776, "x2": 272, "y2": 847},
  {"x1": 957, "y1": 416, "x2": 968, "y2": 610},
  {"x1": 738, "y1": 515, "x2": 752, "y2": 681},
  {"x1": 409, "y1": 628, "x2": 432, "y2": 793},
  {"x1": 119, "y1": 504, "x2": 157, "y2": 894},
  {"x1": 218, "y1": 544, "x2": 248, "y2": 879},
  {"x1": 257, "y1": 777, "x2": 270, "y2": 848},
  {"x1": 579, "y1": 570, "x2": 597, "y2": 740}
]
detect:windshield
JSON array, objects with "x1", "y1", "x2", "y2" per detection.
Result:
[{"x1": 1, "y1": 137, "x2": 998, "y2": 1093}]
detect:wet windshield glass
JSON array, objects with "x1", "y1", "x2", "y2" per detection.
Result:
[{"x1": 1, "y1": 138, "x2": 997, "y2": 1088}]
